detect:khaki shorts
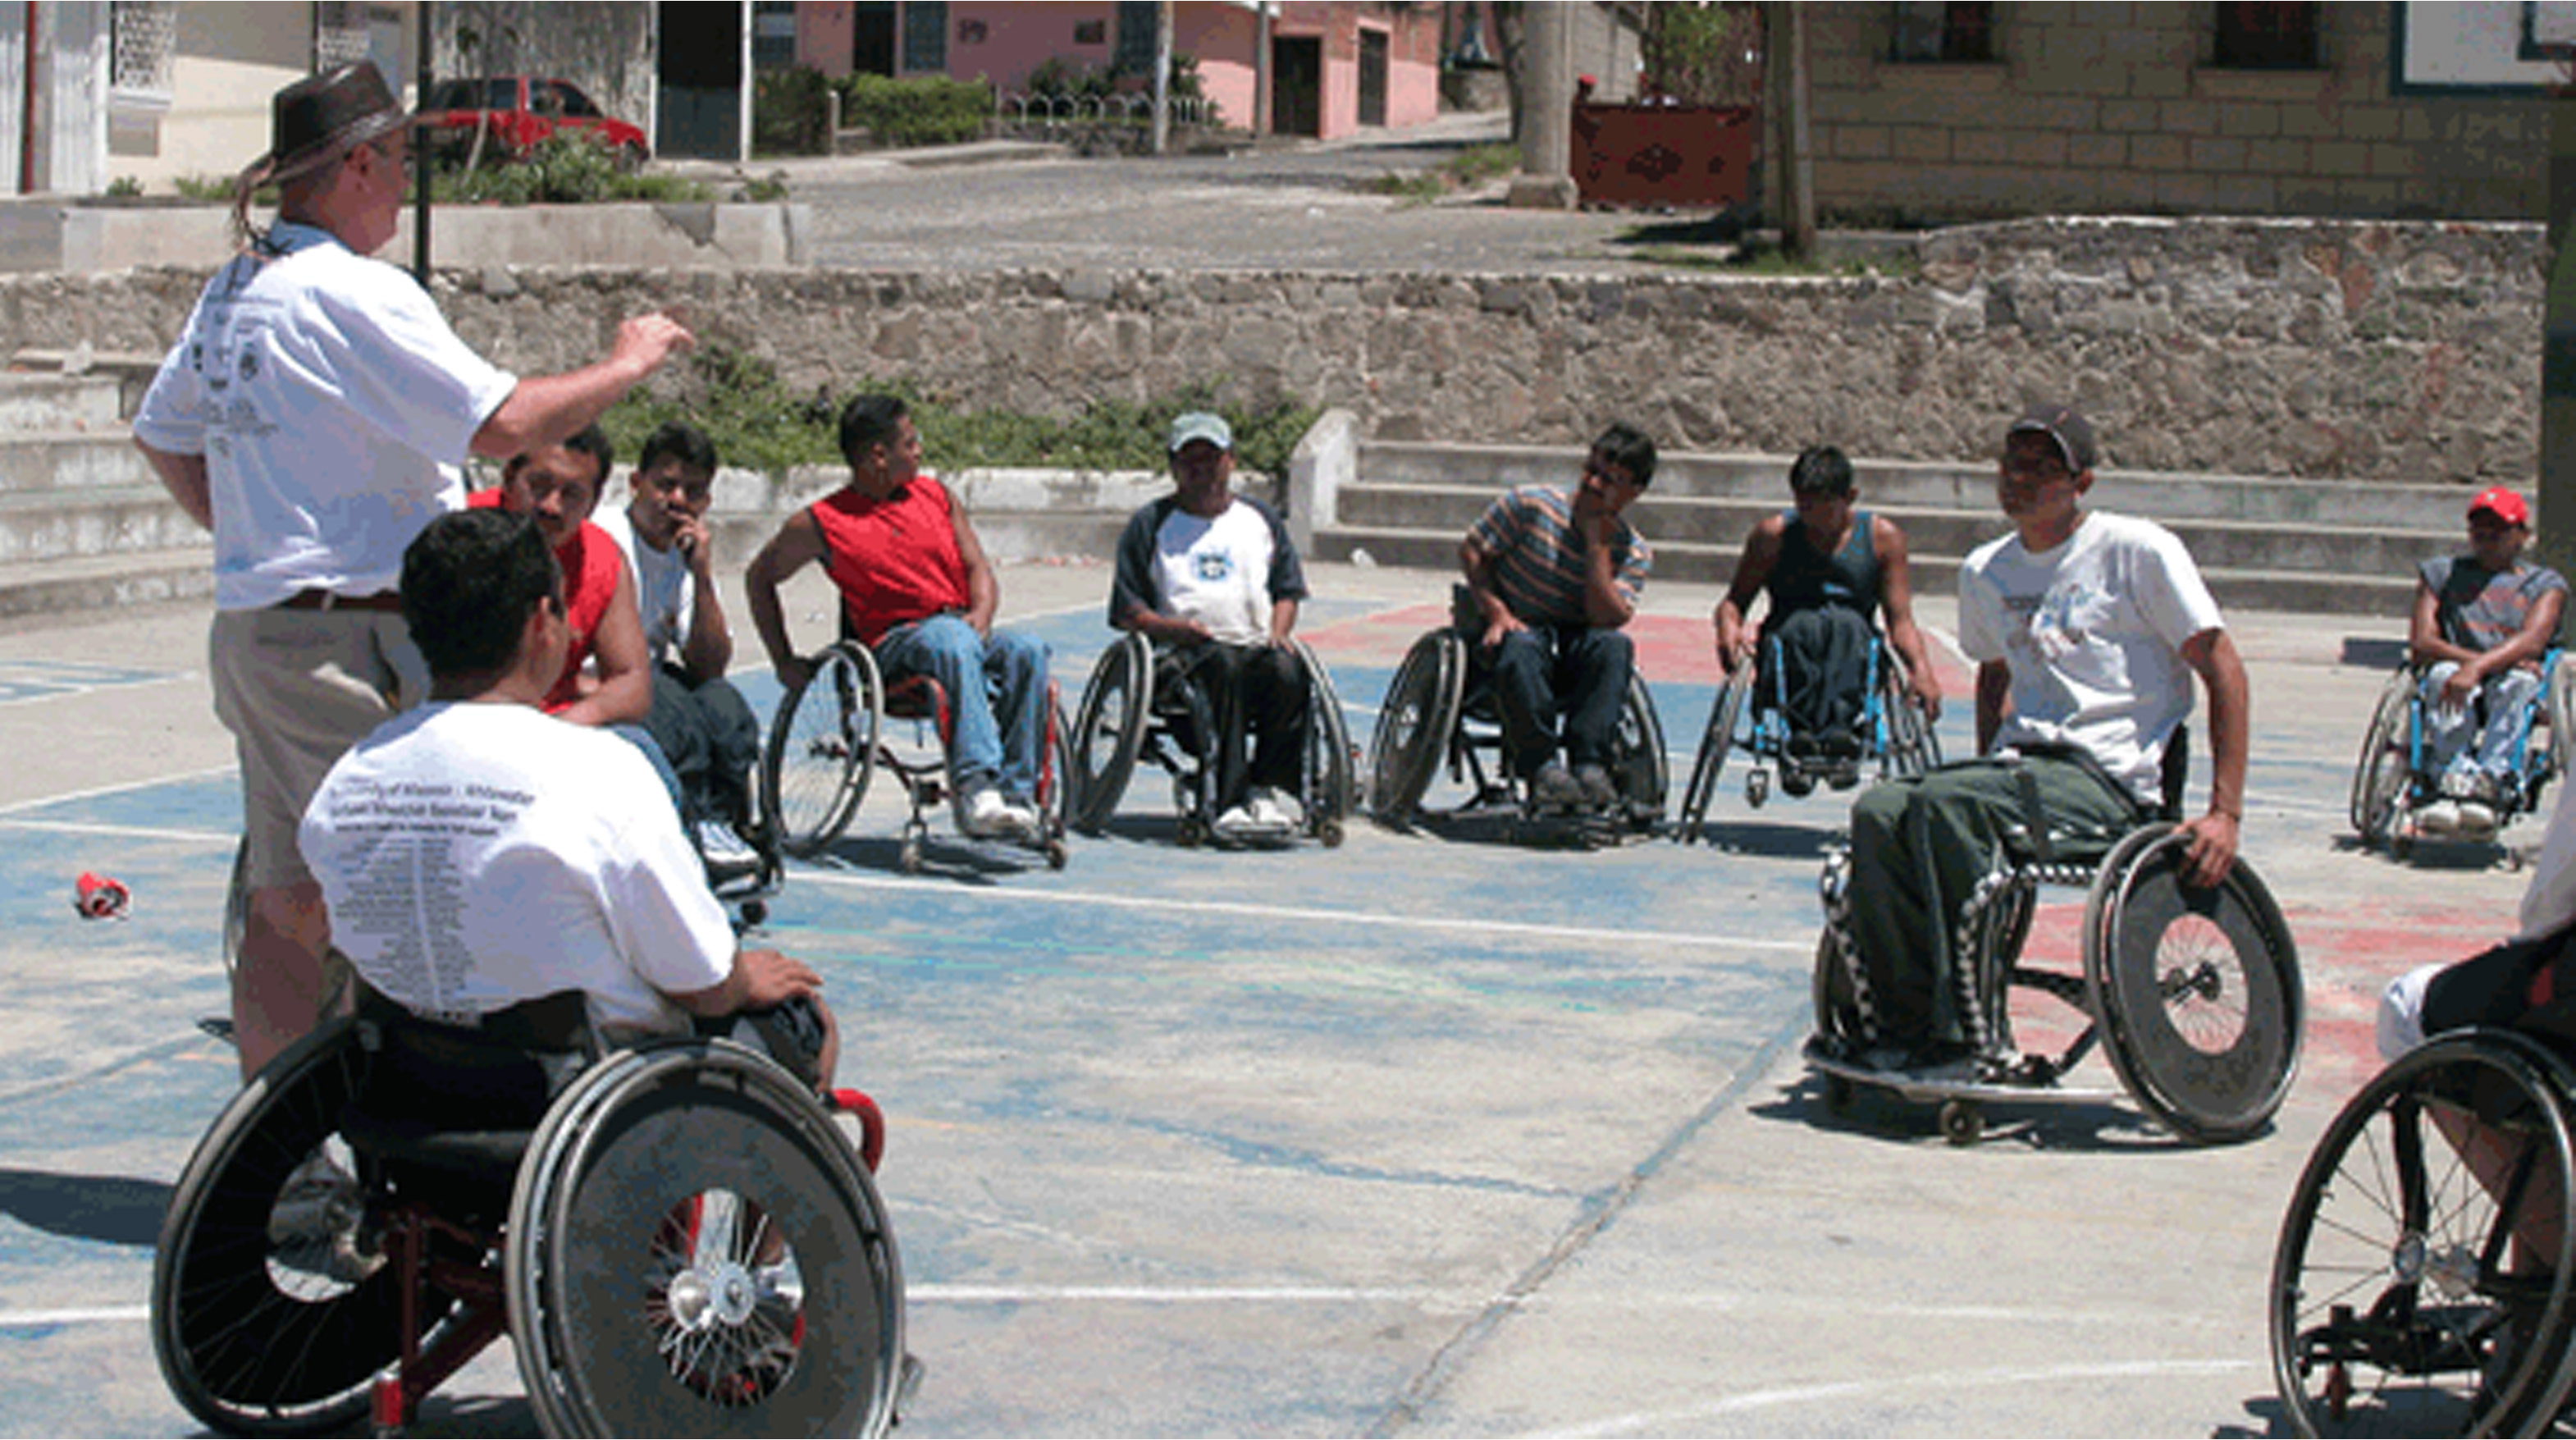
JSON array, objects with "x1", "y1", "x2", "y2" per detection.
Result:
[{"x1": 210, "y1": 607, "x2": 427, "y2": 891}]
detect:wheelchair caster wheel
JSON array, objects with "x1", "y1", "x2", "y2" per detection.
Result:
[
  {"x1": 1747, "y1": 770, "x2": 1769, "y2": 808},
  {"x1": 1177, "y1": 817, "x2": 1204, "y2": 848},
  {"x1": 1318, "y1": 817, "x2": 1344, "y2": 848},
  {"x1": 1939, "y1": 1099, "x2": 1984, "y2": 1146},
  {"x1": 900, "y1": 837, "x2": 923, "y2": 874},
  {"x1": 1046, "y1": 838, "x2": 1068, "y2": 870},
  {"x1": 1823, "y1": 1074, "x2": 1853, "y2": 1113},
  {"x1": 740, "y1": 898, "x2": 768, "y2": 928}
]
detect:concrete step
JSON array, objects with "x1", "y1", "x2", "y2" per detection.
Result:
[
  {"x1": 1332, "y1": 482, "x2": 2441, "y2": 587},
  {"x1": 7, "y1": 349, "x2": 159, "y2": 420},
  {"x1": 0, "y1": 546, "x2": 212, "y2": 630},
  {"x1": 1359, "y1": 441, "x2": 2474, "y2": 531},
  {"x1": 0, "y1": 374, "x2": 122, "y2": 432},
  {"x1": 1311, "y1": 522, "x2": 2415, "y2": 621},
  {"x1": 0, "y1": 429, "x2": 163, "y2": 495},
  {"x1": 0, "y1": 484, "x2": 207, "y2": 562}
]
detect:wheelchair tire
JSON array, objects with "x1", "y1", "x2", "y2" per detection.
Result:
[
  {"x1": 1291, "y1": 639, "x2": 1356, "y2": 833},
  {"x1": 153, "y1": 1020, "x2": 413, "y2": 1437},
  {"x1": 1368, "y1": 631, "x2": 1464, "y2": 825},
  {"x1": 1067, "y1": 633, "x2": 1152, "y2": 834},
  {"x1": 2549, "y1": 656, "x2": 2576, "y2": 796},
  {"x1": 1041, "y1": 688, "x2": 1073, "y2": 867},
  {"x1": 508, "y1": 1040, "x2": 907, "y2": 1439},
  {"x1": 1612, "y1": 668, "x2": 1669, "y2": 825},
  {"x1": 2350, "y1": 667, "x2": 2414, "y2": 847},
  {"x1": 221, "y1": 837, "x2": 249, "y2": 982},
  {"x1": 2270, "y1": 1030, "x2": 2576, "y2": 1438},
  {"x1": 1678, "y1": 665, "x2": 1753, "y2": 844},
  {"x1": 1877, "y1": 650, "x2": 1941, "y2": 780},
  {"x1": 761, "y1": 645, "x2": 877, "y2": 857},
  {"x1": 1811, "y1": 932, "x2": 1866, "y2": 1050},
  {"x1": 2082, "y1": 827, "x2": 2303, "y2": 1144}
]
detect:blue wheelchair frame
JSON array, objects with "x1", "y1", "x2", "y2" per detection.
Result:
[
  {"x1": 1677, "y1": 628, "x2": 1939, "y2": 842},
  {"x1": 2352, "y1": 646, "x2": 2568, "y2": 854}
]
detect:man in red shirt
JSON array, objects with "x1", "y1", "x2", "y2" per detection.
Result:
[{"x1": 745, "y1": 394, "x2": 1050, "y2": 839}]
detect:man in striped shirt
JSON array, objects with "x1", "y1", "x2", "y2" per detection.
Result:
[{"x1": 1457, "y1": 423, "x2": 1658, "y2": 814}]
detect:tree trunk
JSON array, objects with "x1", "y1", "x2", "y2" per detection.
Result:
[{"x1": 1493, "y1": 2, "x2": 1528, "y2": 149}]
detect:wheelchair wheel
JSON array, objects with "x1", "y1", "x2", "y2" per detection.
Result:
[
  {"x1": 508, "y1": 1040, "x2": 906, "y2": 1439},
  {"x1": 2271, "y1": 1030, "x2": 2576, "y2": 1438},
  {"x1": 153, "y1": 1020, "x2": 409, "y2": 1436},
  {"x1": 2082, "y1": 827, "x2": 2303, "y2": 1144},
  {"x1": 1612, "y1": 668, "x2": 1669, "y2": 825},
  {"x1": 1678, "y1": 665, "x2": 1753, "y2": 843},
  {"x1": 1368, "y1": 632, "x2": 1464, "y2": 825},
  {"x1": 2350, "y1": 667, "x2": 2414, "y2": 846},
  {"x1": 1877, "y1": 652, "x2": 1941, "y2": 780},
  {"x1": 1290, "y1": 639, "x2": 1355, "y2": 842},
  {"x1": 221, "y1": 837, "x2": 249, "y2": 981},
  {"x1": 1068, "y1": 634, "x2": 1152, "y2": 834},
  {"x1": 2549, "y1": 657, "x2": 2576, "y2": 793},
  {"x1": 761, "y1": 645, "x2": 878, "y2": 857},
  {"x1": 1039, "y1": 688, "x2": 1072, "y2": 868}
]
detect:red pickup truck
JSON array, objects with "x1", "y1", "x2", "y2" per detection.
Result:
[{"x1": 418, "y1": 77, "x2": 648, "y2": 168}]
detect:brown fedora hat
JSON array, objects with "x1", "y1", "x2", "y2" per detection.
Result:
[{"x1": 262, "y1": 61, "x2": 413, "y2": 183}]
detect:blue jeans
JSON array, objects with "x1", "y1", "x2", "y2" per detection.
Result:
[
  {"x1": 1487, "y1": 624, "x2": 1633, "y2": 779},
  {"x1": 875, "y1": 614, "x2": 1050, "y2": 802},
  {"x1": 2419, "y1": 661, "x2": 2542, "y2": 789}
]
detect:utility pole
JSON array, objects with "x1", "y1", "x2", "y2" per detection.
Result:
[
  {"x1": 1152, "y1": 0, "x2": 1172, "y2": 155},
  {"x1": 2546, "y1": 85, "x2": 2576, "y2": 582},
  {"x1": 1505, "y1": 0, "x2": 1572, "y2": 208},
  {"x1": 413, "y1": 0, "x2": 433, "y2": 285}
]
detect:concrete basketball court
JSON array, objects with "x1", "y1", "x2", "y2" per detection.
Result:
[{"x1": 0, "y1": 556, "x2": 2532, "y2": 1437}]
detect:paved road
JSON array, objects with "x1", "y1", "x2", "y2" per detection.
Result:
[
  {"x1": 0, "y1": 560, "x2": 2529, "y2": 1437},
  {"x1": 712, "y1": 114, "x2": 1717, "y2": 274}
]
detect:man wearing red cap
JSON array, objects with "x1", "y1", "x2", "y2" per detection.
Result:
[
  {"x1": 131, "y1": 62, "x2": 694, "y2": 1079},
  {"x1": 2407, "y1": 486, "x2": 2566, "y2": 838}
]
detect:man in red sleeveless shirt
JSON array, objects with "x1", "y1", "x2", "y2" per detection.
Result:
[{"x1": 746, "y1": 394, "x2": 1051, "y2": 839}]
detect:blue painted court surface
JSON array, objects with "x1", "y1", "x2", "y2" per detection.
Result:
[{"x1": 0, "y1": 572, "x2": 2525, "y2": 1436}]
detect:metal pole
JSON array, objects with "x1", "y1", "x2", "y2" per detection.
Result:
[
  {"x1": 1153, "y1": 0, "x2": 1172, "y2": 155},
  {"x1": 1785, "y1": 1, "x2": 1815, "y2": 257},
  {"x1": 412, "y1": 0, "x2": 433, "y2": 285},
  {"x1": 736, "y1": 0, "x2": 752, "y2": 165},
  {"x1": 1254, "y1": 2, "x2": 1271, "y2": 136},
  {"x1": 2542, "y1": 85, "x2": 2576, "y2": 584}
]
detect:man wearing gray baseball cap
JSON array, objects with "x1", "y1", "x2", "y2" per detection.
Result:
[
  {"x1": 1823, "y1": 401, "x2": 2252, "y2": 1077},
  {"x1": 133, "y1": 62, "x2": 696, "y2": 1080}
]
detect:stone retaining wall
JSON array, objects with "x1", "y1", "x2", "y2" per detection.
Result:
[{"x1": 0, "y1": 216, "x2": 2538, "y2": 486}]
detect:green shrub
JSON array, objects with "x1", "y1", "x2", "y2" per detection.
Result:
[
  {"x1": 604, "y1": 351, "x2": 1322, "y2": 482},
  {"x1": 755, "y1": 66, "x2": 834, "y2": 157},
  {"x1": 105, "y1": 176, "x2": 143, "y2": 198},
  {"x1": 833, "y1": 73, "x2": 992, "y2": 149},
  {"x1": 429, "y1": 131, "x2": 712, "y2": 205}
]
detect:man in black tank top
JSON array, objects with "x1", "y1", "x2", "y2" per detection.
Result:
[{"x1": 1714, "y1": 446, "x2": 1943, "y2": 786}]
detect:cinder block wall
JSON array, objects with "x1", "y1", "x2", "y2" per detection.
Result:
[{"x1": 1804, "y1": 2, "x2": 2550, "y2": 225}]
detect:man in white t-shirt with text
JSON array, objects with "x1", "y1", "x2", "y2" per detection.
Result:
[
  {"x1": 1108, "y1": 414, "x2": 1312, "y2": 843},
  {"x1": 1828, "y1": 402, "x2": 2251, "y2": 1075},
  {"x1": 301, "y1": 509, "x2": 832, "y2": 1065}
]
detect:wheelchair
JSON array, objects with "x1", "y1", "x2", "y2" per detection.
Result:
[
  {"x1": 1063, "y1": 631, "x2": 1355, "y2": 847},
  {"x1": 1676, "y1": 630, "x2": 1941, "y2": 842},
  {"x1": 760, "y1": 638, "x2": 1071, "y2": 874},
  {"x1": 1366, "y1": 620, "x2": 1668, "y2": 843},
  {"x1": 1807, "y1": 734, "x2": 2304, "y2": 1145},
  {"x1": 151, "y1": 1001, "x2": 911, "y2": 1437},
  {"x1": 2271, "y1": 1026, "x2": 2576, "y2": 1436},
  {"x1": 2353, "y1": 651, "x2": 2574, "y2": 857}
]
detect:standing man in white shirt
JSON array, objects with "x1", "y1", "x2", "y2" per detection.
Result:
[
  {"x1": 594, "y1": 420, "x2": 764, "y2": 871},
  {"x1": 130, "y1": 62, "x2": 693, "y2": 1078}
]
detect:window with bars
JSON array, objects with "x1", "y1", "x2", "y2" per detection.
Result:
[
  {"x1": 1889, "y1": 2, "x2": 1994, "y2": 63},
  {"x1": 110, "y1": 0, "x2": 176, "y2": 102},
  {"x1": 902, "y1": 2, "x2": 948, "y2": 74},
  {"x1": 2213, "y1": 1, "x2": 2319, "y2": 69}
]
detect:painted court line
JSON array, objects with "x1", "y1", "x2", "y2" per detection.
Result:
[
  {"x1": 1538, "y1": 1357, "x2": 2257, "y2": 1438},
  {"x1": 796, "y1": 867, "x2": 1818, "y2": 954}
]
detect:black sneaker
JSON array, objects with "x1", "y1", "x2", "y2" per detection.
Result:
[
  {"x1": 1573, "y1": 763, "x2": 1619, "y2": 811},
  {"x1": 1529, "y1": 761, "x2": 1584, "y2": 813},
  {"x1": 1780, "y1": 766, "x2": 1816, "y2": 798}
]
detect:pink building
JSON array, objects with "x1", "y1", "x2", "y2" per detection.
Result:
[{"x1": 783, "y1": 1, "x2": 1444, "y2": 140}]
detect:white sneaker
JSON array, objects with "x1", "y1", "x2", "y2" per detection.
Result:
[
  {"x1": 2457, "y1": 801, "x2": 2499, "y2": 837},
  {"x1": 961, "y1": 788, "x2": 1015, "y2": 839},
  {"x1": 1212, "y1": 802, "x2": 1258, "y2": 841},
  {"x1": 695, "y1": 819, "x2": 761, "y2": 876},
  {"x1": 1246, "y1": 789, "x2": 1299, "y2": 831},
  {"x1": 2417, "y1": 799, "x2": 2462, "y2": 836}
]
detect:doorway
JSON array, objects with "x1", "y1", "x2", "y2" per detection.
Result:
[
  {"x1": 1271, "y1": 34, "x2": 1320, "y2": 137},
  {"x1": 852, "y1": 1, "x2": 895, "y2": 76},
  {"x1": 1358, "y1": 28, "x2": 1386, "y2": 127},
  {"x1": 655, "y1": 2, "x2": 741, "y2": 159}
]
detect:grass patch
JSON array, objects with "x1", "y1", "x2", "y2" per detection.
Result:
[
  {"x1": 1364, "y1": 142, "x2": 1523, "y2": 205},
  {"x1": 604, "y1": 347, "x2": 1322, "y2": 481}
]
